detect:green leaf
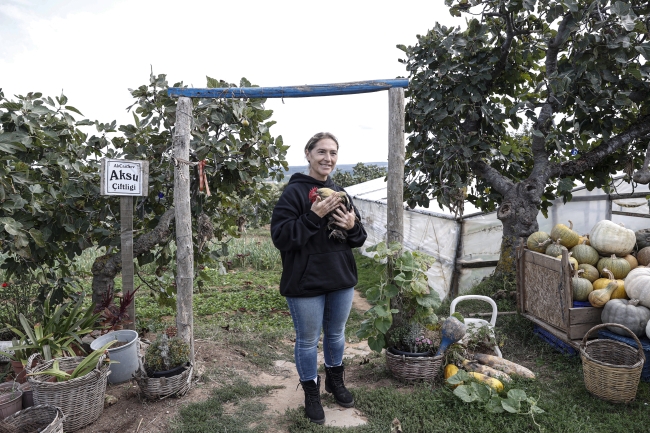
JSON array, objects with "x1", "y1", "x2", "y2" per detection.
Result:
[
  {"x1": 486, "y1": 396, "x2": 505, "y2": 413},
  {"x1": 0, "y1": 217, "x2": 22, "y2": 235},
  {"x1": 507, "y1": 388, "x2": 527, "y2": 402},
  {"x1": 501, "y1": 397, "x2": 521, "y2": 413},
  {"x1": 367, "y1": 334, "x2": 385, "y2": 353},
  {"x1": 374, "y1": 317, "x2": 392, "y2": 334},
  {"x1": 454, "y1": 384, "x2": 480, "y2": 402},
  {"x1": 29, "y1": 229, "x2": 46, "y2": 247},
  {"x1": 64, "y1": 105, "x2": 83, "y2": 115}
]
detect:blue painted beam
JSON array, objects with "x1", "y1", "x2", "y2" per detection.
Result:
[{"x1": 167, "y1": 79, "x2": 408, "y2": 99}]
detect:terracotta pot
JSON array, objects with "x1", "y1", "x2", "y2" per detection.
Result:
[{"x1": 10, "y1": 360, "x2": 27, "y2": 384}]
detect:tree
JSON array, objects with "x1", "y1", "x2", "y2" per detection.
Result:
[
  {"x1": 0, "y1": 72, "x2": 288, "y2": 306},
  {"x1": 400, "y1": 0, "x2": 650, "y2": 275},
  {"x1": 332, "y1": 162, "x2": 388, "y2": 187}
]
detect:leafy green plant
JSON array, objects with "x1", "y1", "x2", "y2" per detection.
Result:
[
  {"x1": 0, "y1": 290, "x2": 99, "y2": 363},
  {"x1": 26, "y1": 340, "x2": 116, "y2": 381},
  {"x1": 356, "y1": 241, "x2": 441, "y2": 352},
  {"x1": 144, "y1": 334, "x2": 190, "y2": 374},
  {"x1": 447, "y1": 370, "x2": 544, "y2": 427},
  {"x1": 387, "y1": 322, "x2": 436, "y2": 353}
]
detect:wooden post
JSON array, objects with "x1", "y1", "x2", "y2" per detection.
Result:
[
  {"x1": 120, "y1": 197, "x2": 135, "y2": 330},
  {"x1": 387, "y1": 88, "x2": 405, "y2": 246},
  {"x1": 173, "y1": 97, "x2": 194, "y2": 364}
]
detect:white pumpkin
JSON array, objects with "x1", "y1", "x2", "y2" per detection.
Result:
[
  {"x1": 602, "y1": 299, "x2": 650, "y2": 337},
  {"x1": 589, "y1": 220, "x2": 636, "y2": 256},
  {"x1": 624, "y1": 267, "x2": 650, "y2": 308}
]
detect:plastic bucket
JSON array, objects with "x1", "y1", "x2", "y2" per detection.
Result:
[
  {"x1": 90, "y1": 330, "x2": 139, "y2": 384},
  {"x1": 0, "y1": 388, "x2": 23, "y2": 418}
]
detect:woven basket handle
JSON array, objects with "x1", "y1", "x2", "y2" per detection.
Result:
[
  {"x1": 580, "y1": 323, "x2": 646, "y2": 362},
  {"x1": 25, "y1": 353, "x2": 43, "y2": 374}
]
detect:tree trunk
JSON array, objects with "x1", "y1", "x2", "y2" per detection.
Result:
[
  {"x1": 91, "y1": 208, "x2": 176, "y2": 306},
  {"x1": 494, "y1": 180, "x2": 543, "y2": 277}
]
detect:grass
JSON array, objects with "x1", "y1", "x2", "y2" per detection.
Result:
[
  {"x1": 168, "y1": 245, "x2": 650, "y2": 433},
  {"x1": 5, "y1": 231, "x2": 650, "y2": 432}
]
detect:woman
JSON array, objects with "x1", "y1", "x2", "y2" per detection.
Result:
[{"x1": 270, "y1": 132, "x2": 367, "y2": 425}]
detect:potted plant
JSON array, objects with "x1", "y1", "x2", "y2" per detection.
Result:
[
  {"x1": 387, "y1": 323, "x2": 437, "y2": 357},
  {"x1": 89, "y1": 284, "x2": 140, "y2": 384},
  {"x1": 356, "y1": 241, "x2": 443, "y2": 381},
  {"x1": 356, "y1": 241, "x2": 441, "y2": 352},
  {"x1": 144, "y1": 334, "x2": 190, "y2": 378},
  {"x1": 0, "y1": 290, "x2": 99, "y2": 382},
  {"x1": 26, "y1": 340, "x2": 116, "y2": 382}
]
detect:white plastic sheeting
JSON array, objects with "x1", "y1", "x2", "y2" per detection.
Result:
[{"x1": 346, "y1": 176, "x2": 650, "y2": 300}]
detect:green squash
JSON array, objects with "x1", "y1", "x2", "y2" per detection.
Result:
[
  {"x1": 550, "y1": 220, "x2": 580, "y2": 249},
  {"x1": 570, "y1": 241, "x2": 599, "y2": 266},
  {"x1": 572, "y1": 269, "x2": 594, "y2": 301},
  {"x1": 545, "y1": 239, "x2": 568, "y2": 257},
  {"x1": 526, "y1": 231, "x2": 551, "y2": 253},
  {"x1": 597, "y1": 254, "x2": 631, "y2": 280},
  {"x1": 578, "y1": 263, "x2": 600, "y2": 283}
]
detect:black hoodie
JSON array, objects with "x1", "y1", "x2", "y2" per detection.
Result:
[{"x1": 270, "y1": 173, "x2": 367, "y2": 297}]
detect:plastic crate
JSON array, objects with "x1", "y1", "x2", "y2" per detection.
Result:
[
  {"x1": 597, "y1": 328, "x2": 650, "y2": 382},
  {"x1": 533, "y1": 325, "x2": 577, "y2": 356},
  {"x1": 572, "y1": 300, "x2": 592, "y2": 308}
]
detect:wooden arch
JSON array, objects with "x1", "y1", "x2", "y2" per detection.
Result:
[{"x1": 168, "y1": 79, "x2": 408, "y2": 362}]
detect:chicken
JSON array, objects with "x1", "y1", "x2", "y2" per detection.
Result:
[{"x1": 308, "y1": 187, "x2": 353, "y2": 242}]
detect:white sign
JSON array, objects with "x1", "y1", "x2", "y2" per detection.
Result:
[{"x1": 100, "y1": 159, "x2": 149, "y2": 196}]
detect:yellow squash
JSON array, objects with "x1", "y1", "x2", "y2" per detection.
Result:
[{"x1": 468, "y1": 372, "x2": 504, "y2": 392}]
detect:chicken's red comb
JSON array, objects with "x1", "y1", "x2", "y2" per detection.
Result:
[{"x1": 308, "y1": 187, "x2": 318, "y2": 203}]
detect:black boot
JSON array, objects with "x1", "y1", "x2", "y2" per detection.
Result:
[
  {"x1": 324, "y1": 365, "x2": 354, "y2": 408},
  {"x1": 299, "y1": 376, "x2": 325, "y2": 424}
]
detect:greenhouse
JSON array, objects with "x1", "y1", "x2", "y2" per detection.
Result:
[{"x1": 346, "y1": 175, "x2": 650, "y2": 300}]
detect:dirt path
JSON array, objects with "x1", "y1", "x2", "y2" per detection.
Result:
[{"x1": 74, "y1": 291, "x2": 374, "y2": 433}]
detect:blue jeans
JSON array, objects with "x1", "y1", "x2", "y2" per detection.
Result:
[{"x1": 285, "y1": 288, "x2": 354, "y2": 382}]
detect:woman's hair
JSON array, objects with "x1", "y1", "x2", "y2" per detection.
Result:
[{"x1": 304, "y1": 132, "x2": 339, "y2": 152}]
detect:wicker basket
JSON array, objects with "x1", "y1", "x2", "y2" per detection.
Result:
[
  {"x1": 580, "y1": 323, "x2": 645, "y2": 404},
  {"x1": 385, "y1": 349, "x2": 443, "y2": 382},
  {"x1": 2, "y1": 404, "x2": 64, "y2": 433},
  {"x1": 26, "y1": 354, "x2": 110, "y2": 432},
  {"x1": 134, "y1": 362, "x2": 193, "y2": 400}
]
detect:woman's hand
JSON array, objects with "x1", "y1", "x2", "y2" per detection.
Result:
[
  {"x1": 310, "y1": 194, "x2": 343, "y2": 218},
  {"x1": 331, "y1": 205, "x2": 356, "y2": 230}
]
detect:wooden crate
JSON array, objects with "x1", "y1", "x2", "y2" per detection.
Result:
[{"x1": 517, "y1": 246, "x2": 602, "y2": 349}]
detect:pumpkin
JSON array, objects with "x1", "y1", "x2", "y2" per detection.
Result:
[
  {"x1": 550, "y1": 220, "x2": 580, "y2": 249},
  {"x1": 570, "y1": 241, "x2": 599, "y2": 265},
  {"x1": 556, "y1": 252, "x2": 578, "y2": 271},
  {"x1": 572, "y1": 269, "x2": 593, "y2": 301},
  {"x1": 444, "y1": 364, "x2": 459, "y2": 381},
  {"x1": 597, "y1": 254, "x2": 631, "y2": 279},
  {"x1": 578, "y1": 234, "x2": 590, "y2": 245},
  {"x1": 526, "y1": 231, "x2": 551, "y2": 253},
  {"x1": 601, "y1": 299, "x2": 650, "y2": 337},
  {"x1": 578, "y1": 263, "x2": 600, "y2": 283},
  {"x1": 545, "y1": 239, "x2": 567, "y2": 257},
  {"x1": 637, "y1": 247, "x2": 650, "y2": 266},
  {"x1": 589, "y1": 220, "x2": 636, "y2": 256},
  {"x1": 624, "y1": 267, "x2": 650, "y2": 308},
  {"x1": 623, "y1": 254, "x2": 638, "y2": 270},
  {"x1": 589, "y1": 281, "x2": 619, "y2": 308},
  {"x1": 636, "y1": 228, "x2": 650, "y2": 250},
  {"x1": 592, "y1": 268, "x2": 626, "y2": 299}
]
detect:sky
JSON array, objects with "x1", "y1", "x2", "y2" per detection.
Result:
[{"x1": 1, "y1": 0, "x2": 463, "y2": 166}]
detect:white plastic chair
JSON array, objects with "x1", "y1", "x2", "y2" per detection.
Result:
[{"x1": 449, "y1": 295, "x2": 502, "y2": 358}]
